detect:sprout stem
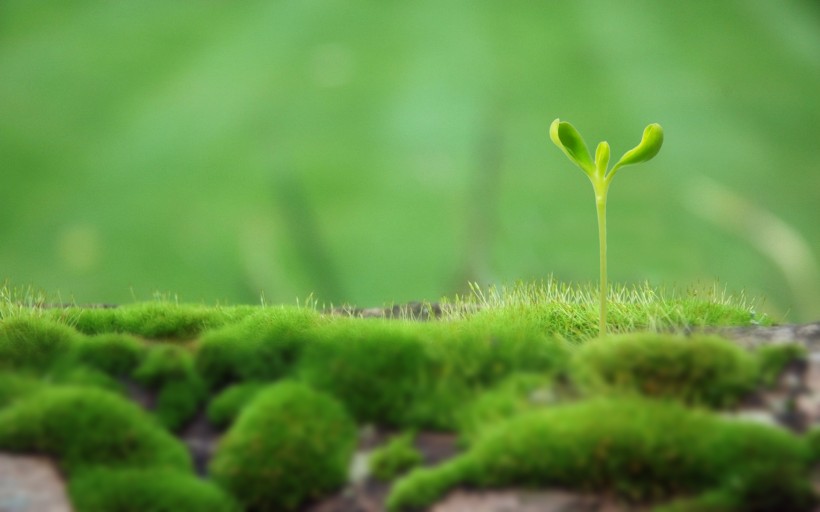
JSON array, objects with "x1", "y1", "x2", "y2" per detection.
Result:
[{"x1": 595, "y1": 191, "x2": 608, "y2": 337}]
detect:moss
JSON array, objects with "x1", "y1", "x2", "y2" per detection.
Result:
[
  {"x1": 755, "y1": 343, "x2": 807, "y2": 387},
  {"x1": 55, "y1": 303, "x2": 257, "y2": 340},
  {"x1": 805, "y1": 426, "x2": 820, "y2": 463},
  {"x1": 656, "y1": 464, "x2": 817, "y2": 512},
  {"x1": 456, "y1": 372, "x2": 556, "y2": 445},
  {"x1": 404, "y1": 321, "x2": 570, "y2": 429},
  {"x1": 0, "y1": 372, "x2": 45, "y2": 408},
  {"x1": 573, "y1": 334, "x2": 758, "y2": 407},
  {"x1": 194, "y1": 307, "x2": 321, "y2": 389},
  {"x1": 206, "y1": 381, "x2": 266, "y2": 429},
  {"x1": 68, "y1": 468, "x2": 241, "y2": 512},
  {"x1": 298, "y1": 321, "x2": 431, "y2": 426},
  {"x1": 52, "y1": 366, "x2": 125, "y2": 394},
  {"x1": 133, "y1": 345, "x2": 205, "y2": 431},
  {"x1": 210, "y1": 381, "x2": 357, "y2": 512},
  {"x1": 386, "y1": 397, "x2": 810, "y2": 511},
  {"x1": 0, "y1": 387, "x2": 191, "y2": 473},
  {"x1": 299, "y1": 319, "x2": 570, "y2": 429},
  {"x1": 0, "y1": 317, "x2": 81, "y2": 370},
  {"x1": 66, "y1": 333, "x2": 145, "y2": 377},
  {"x1": 369, "y1": 431, "x2": 423, "y2": 481}
]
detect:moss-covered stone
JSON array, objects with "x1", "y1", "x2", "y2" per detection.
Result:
[{"x1": 210, "y1": 381, "x2": 357, "y2": 511}]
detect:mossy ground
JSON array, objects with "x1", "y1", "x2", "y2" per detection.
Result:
[{"x1": 0, "y1": 280, "x2": 811, "y2": 511}]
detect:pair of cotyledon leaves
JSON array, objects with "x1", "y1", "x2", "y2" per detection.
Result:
[{"x1": 550, "y1": 118, "x2": 664, "y2": 182}]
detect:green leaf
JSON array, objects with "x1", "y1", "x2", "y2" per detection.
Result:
[
  {"x1": 550, "y1": 118, "x2": 594, "y2": 175},
  {"x1": 611, "y1": 123, "x2": 663, "y2": 174},
  {"x1": 595, "y1": 141, "x2": 610, "y2": 177}
]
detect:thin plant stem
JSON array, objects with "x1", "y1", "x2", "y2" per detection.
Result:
[{"x1": 595, "y1": 190, "x2": 608, "y2": 337}]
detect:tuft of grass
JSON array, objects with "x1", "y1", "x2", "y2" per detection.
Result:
[
  {"x1": 369, "y1": 431, "x2": 423, "y2": 482},
  {"x1": 69, "y1": 468, "x2": 241, "y2": 512},
  {"x1": 206, "y1": 381, "x2": 266, "y2": 429},
  {"x1": 572, "y1": 333, "x2": 759, "y2": 408},
  {"x1": 0, "y1": 387, "x2": 191, "y2": 474},
  {"x1": 386, "y1": 397, "x2": 810, "y2": 511},
  {"x1": 443, "y1": 279, "x2": 768, "y2": 341},
  {"x1": 210, "y1": 381, "x2": 357, "y2": 512},
  {"x1": 195, "y1": 307, "x2": 322, "y2": 389},
  {"x1": 133, "y1": 345, "x2": 206, "y2": 431}
]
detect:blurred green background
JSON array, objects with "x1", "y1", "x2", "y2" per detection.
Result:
[{"x1": 1, "y1": 1, "x2": 819, "y2": 321}]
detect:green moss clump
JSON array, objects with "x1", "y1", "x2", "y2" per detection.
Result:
[
  {"x1": 0, "y1": 317, "x2": 81, "y2": 370},
  {"x1": 206, "y1": 381, "x2": 265, "y2": 429},
  {"x1": 369, "y1": 431, "x2": 423, "y2": 481},
  {"x1": 69, "y1": 468, "x2": 241, "y2": 512},
  {"x1": 0, "y1": 372, "x2": 45, "y2": 409},
  {"x1": 210, "y1": 381, "x2": 357, "y2": 512},
  {"x1": 52, "y1": 366, "x2": 125, "y2": 394},
  {"x1": 386, "y1": 398, "x2": 810, "y2": 511},
  {"x1": 573, "y1": 334, "x2": 758, "y2": 407},
  {"x1": 657, "y1": 463, "x2": 816, "y2": 512},
  {"x1": 456, "y1": 372, "x2": 556, "y2": 445},
  {"x1": 195, "y1": 307, "x2": 320, "y2": 389},
  {"x1": 299, "y1": 321, "x2": 430, "y2": 426},
  {"x1": 756, "y1": 343, "x2": 807, "y2": 387},
  {"x1": 56, "y1": 303, "x2": 257, "y2": 340},
  {"x1": 67, "y1": 333, "x2": 145, "y2": 377},
  {"x1": 0, "y1": 387, "x2": 191, "y2": 473},
  {"x1": 133, "y1": 345, "x2": 205, "y2": 431}
]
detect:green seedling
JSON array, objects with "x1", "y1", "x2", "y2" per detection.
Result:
[{"x1": 550, "y1": 119, "x2": 663, "y2": 336}]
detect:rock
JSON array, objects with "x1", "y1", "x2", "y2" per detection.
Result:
[{"x1": 0, "y1": 454, "x2": 72, "y2": 512}]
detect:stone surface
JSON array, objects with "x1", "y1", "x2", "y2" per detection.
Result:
[{"x1": 0, "y1": 454, "x2": 72, "y2": 512}]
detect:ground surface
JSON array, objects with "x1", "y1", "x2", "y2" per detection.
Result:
[{"x1": 4, "y1": 321, "x2": 820, "y2": 512}]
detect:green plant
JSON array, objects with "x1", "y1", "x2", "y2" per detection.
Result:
[
  {"x1": 0, "y1": 387, "x2": 190, "y2": 473},
  {"x1": 66, "y1": 333, "x2": 145, "y2": 377},
  {"x1": 195, "y1": 307, "x2": 320, "y2": 389},
  {"x1": 133, "y1": 345, "x2": 206, "y2": 431},
  {"x1": 386, "y1": 397, "x2": 810, "y2": 511},
  {"x1": 369, "y1": 431, "x2": 423, "y2": 481},
  {"x1": 69, "y1": 468, "x2": 241, "y2": 512},
  {"x1": 756, "y1": 343, "x2": 807, "y2": 387},
  {"x1": 456, "y1": 372, "x2": 557, "y2": 445},
  {"x1": 0, "y1": 317, "x2": 81, "y2": 370},
  {"x1": 550, "y1": 119, "x2": 664, "y2": 336},
  {"x1": 209, "y1": 381, "x2": 357, "y2": 511},
  {"x1": 206, "y1": 381, "x2": 266, "y2": 429},
  {"x1": 573, "y1": 333, "x2": 759, "y2": 407}
]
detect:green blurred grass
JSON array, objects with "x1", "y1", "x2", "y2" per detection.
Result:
[{"x1": 1, "y1": 0, "x2": 819, "y2": 320}]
